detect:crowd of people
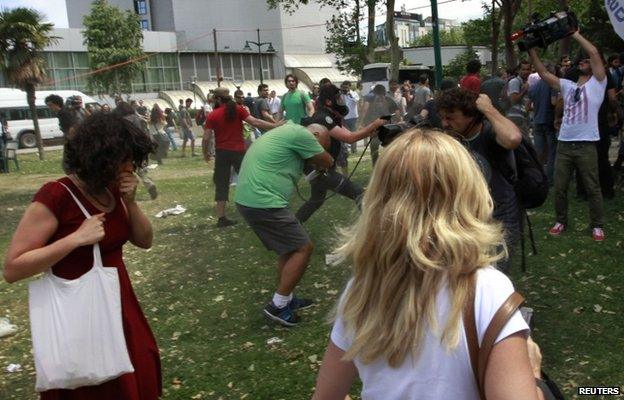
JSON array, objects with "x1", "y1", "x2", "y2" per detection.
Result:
[{"x1": 3, "y1": 28, "x2": 622, "y2": 400}]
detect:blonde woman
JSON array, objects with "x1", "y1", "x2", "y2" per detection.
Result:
[{"x1": 313, "y1": 130, "x2": 541, "y2": 400}]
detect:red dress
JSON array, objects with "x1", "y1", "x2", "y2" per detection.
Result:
[{"x1": 33, "y1": 177, "x2": 162, "y2": 400}]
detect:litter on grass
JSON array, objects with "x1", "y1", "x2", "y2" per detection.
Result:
[
  {"x1": 155, "y1": 205, "x2": 186, "y2": 218},
  {"x1": 6, "y1": 363, "x2": 21, "y2": 373},
  {"x1": 0, "y1": 318, "x2": 17, "y2": 338},
  {"x1": 146, "y1": 164, "x2": 159, "y2": 170},
  {"x1": 266, "y1": 337, "x2": 283, "y2": 345}
]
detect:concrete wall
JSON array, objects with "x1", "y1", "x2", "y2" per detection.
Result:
[
  {"x1": 65, "y1": 0, "x2": 136, "y2": 28},
  {"x1": 45, "y1": 28, "x2": 177, "y2": 54},
  {"x1": 150, "y1": 0, "x2": 175, "y2": 31},
  {"x1": 278, "y1": 1, "x2": 338, "y2": 54}
]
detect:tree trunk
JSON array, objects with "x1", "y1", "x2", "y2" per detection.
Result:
[
  {"x1": 355, "y1": 0, "x2": 361, "y2": 43},
  {"x1": 26, "y1": 84, "x2": 45, "y2": 161},
  {"x1": 386, "y1": 0, "x2": 401, "y2": 80},
  {"x1": 365, "y1": 0, "x2": 376, "y2": 64},
  {"x1": 558, "y1": 0, "x2": 570, "y2": 58},
  {"x1": 490, "y1": 0, "x2": 503, "y2": 74},
  {"x1": 502, "y1": 0, "x2": 521, "y2": 70}
]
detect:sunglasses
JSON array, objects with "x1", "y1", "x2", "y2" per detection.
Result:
[{"x1": 574, "y1": 88, "x2": 581, "y2": 102}]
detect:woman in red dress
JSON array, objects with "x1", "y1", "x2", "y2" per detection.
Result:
[{"x1": 3, "y1": 112, "x2": 162, "y2": 399}]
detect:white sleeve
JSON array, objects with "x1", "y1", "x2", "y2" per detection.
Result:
[
  {"x1": 329, "y1": 279, "x2": 354, "y2": 351},
  {"x1": 474, "y1": 267, "x2": 529, "y2": 346}
]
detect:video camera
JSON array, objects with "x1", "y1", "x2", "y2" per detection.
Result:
[
  {"x1": 377, "y1": 114, "x2": 427, "y2": 147},
  {"x1": 512, "y1": 10, "x2": 578, "y2": 52}
]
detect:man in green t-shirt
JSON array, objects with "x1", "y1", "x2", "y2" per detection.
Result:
[
  {"x1": 235, "y1": 120, "x2": 333, "y2": 327},
  {"x1": 280, "y1": 74, "x2": 314, "y2": 124}
]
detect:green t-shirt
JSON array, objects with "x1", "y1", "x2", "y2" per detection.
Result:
[
  {"x1": 235, "y1": 121, "x2": 324, "y2": 208},
  {"x1": 282, "y1": 90, "x2": 311, "y2": 124}
]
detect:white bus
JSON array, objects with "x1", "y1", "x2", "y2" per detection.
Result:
[
  {"x1": 0, "y1": 88, "x2": 99, "y2": 148},
  {"x1": 361, "y1": 63, "x2": 434, "y2": 95}
]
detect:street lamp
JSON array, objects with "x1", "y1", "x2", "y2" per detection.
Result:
[{"x1": 243, "y1": 28, "x2": 276, "y2": 85}]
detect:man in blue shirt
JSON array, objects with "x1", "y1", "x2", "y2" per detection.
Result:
[{"x1": 528, "y1": 63, "x2": 558, "y2": 185}]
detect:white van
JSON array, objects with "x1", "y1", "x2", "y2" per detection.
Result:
[
  {"x1": 361, "y1": 63, "x2": 434, "y2": 95},
  {"x1": 0, "y1": 88, "x2": 99, "y2": 148}
]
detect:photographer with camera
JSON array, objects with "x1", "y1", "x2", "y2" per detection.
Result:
[
  {"x1": 528, "y1": 30, "x2": 606, "y2": 241},
  {"x1": 295, "y1": 84, "x2": 386, "y2": 223},
  {"x1": 437, "y1": 88, "x2": 522, "y2": 273}
]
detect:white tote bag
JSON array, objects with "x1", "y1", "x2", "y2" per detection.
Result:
[{"x1": 28, "y1": 183, "x2": 134, "y2": 391}]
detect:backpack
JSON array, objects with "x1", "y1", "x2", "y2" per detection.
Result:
[{"x1": 510, "y1": 136, "x2": 549, "y2": 210}]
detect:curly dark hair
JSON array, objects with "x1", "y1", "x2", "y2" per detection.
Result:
[
  {"x1": 435, "y1": 87, "x2": 480, "y2": 118},
  {"x1": 64, "y1": 112, "x2": 155, "y2": 194}
]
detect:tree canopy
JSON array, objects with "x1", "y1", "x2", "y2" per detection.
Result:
[
  {"x1": 0, "y1": 7, "x2": 58, "y2": 159},
  {"x1": 82, "y1": 0, "x2": 145, "y2": 96}
]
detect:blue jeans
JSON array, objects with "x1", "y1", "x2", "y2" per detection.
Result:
[
  {"x1": 533, "y1": 123, "x2": 556, "y2": 185},
  {"x1": 165, "y1": 127, "x2": 177, "y2": 150}
]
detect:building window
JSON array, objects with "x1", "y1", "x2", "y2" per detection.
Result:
[
  {"x1": 140, "y1": 19, "x2": 149, "y2": 30},
  {"x1": 40, "y1": 51, "x2": 90, "y2": 92},
  {"x1": 136, "y1": 0, "x2": 147, "y2": 15}
]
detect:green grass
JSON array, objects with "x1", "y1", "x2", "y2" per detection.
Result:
[{"x1": 0, "y1": 149, "x2": 623, "y2": 399}]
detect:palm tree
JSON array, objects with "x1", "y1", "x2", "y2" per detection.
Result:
[{"x1": 0, "y1": 7, "x2": 58, "y2": 160}]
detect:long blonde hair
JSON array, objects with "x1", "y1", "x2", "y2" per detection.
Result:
[{"x1": 334, "y1": 129, "x2": 505, "y2": 367}]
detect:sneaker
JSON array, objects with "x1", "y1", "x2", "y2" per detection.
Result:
[
  {"x1": 263, "y1": 302, "x2": 300, "y2": 327},
  {"x1": 592, "y1": 227, "x2": 605, "y2": 242},
  {"x1": 147, "y1": 185, "x2": 158, "y2": 200},
  {"x1": 216, "y1": 217, "x2": 237, "y2": 228},
  {"x1": 548, "y1": 223, "x2": 565, "y2": 236},
  {"x1": 289, "y1": 296, "x2": 314, "y2": 311}
]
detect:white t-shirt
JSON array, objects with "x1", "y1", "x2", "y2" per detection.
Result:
[
  {"x1": 268, "y1": 96, "x2": 281, "y2": 114},
  {"x1": 342, "y1": 90, "x2": 360, "y2": 120},
  {"x1": 559, "y1": 76, "x2": 607, "y2": 142},
  {"x1": 330, "y1": 267, "x2": 529, "y2": 400}
]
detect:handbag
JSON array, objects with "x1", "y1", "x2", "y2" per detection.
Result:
[
  {"x1": 463, "y1": 274, "x2": 565, "y2": 400},
  {"x1": 28, "y1": 183, "x2": 134, "y2": 391}
]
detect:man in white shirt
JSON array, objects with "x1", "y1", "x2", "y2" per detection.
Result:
[
  {"x1": 388, "y1": 79, "x2": 407, "y2": 121},
  {"x1": 340, "y1": 81, "x2": 360, "y2": 153},
  {"x1": 529, "y1": 31, "x2": 606, "y2": 241},
  {"x1": 268, "y1": 90, "x2": 281, "y2": 120}
]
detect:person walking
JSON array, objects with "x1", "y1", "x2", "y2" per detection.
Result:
[
  {"x1": 164, "y1": 107, "x2": 178, "y2": 151},
  {"x1": 179, "y1": 98, "x2": 197, "y2": 157},
  {"x1": 3, "y1": 112, "x2": 162, "y2": 399}
]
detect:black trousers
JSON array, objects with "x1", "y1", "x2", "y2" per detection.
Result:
[
  {"x1": 214, "y1": 149, "x2": 244, "y2": 201},
  {"x1": 295, "y1": 168, "x2": 364, "y2": 223}
]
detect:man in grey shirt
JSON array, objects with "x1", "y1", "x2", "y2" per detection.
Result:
[
  {"x1": 412, "y1": 74, "x2": 432, "y2": 113},
  {"x1": 253, "y1": 83, "x2": 276, "y2": 136},
  {"x1": 506, "y1": 60, "x2": 532, "y2": 138}
]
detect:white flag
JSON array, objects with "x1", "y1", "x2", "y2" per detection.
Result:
[{"x1": 605, "y1": 0, "x2": 624, "y2": 40}]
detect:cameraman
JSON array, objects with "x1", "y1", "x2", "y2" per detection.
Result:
[
  {"x1": 437, "y1": 88, "x2": 522, "y2": 273},
  {"x1": 295, "y1": 84, "x2": 386, "y2": 223},
  {"x1": 528, "y1": 30, "x2": 606, "y2": 241}
]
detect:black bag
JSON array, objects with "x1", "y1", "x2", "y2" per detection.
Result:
[{"x1": 511, "y1": 136, "x2": 549, "y2": 209}]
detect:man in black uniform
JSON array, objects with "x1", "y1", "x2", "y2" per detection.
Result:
[{"x1": 295, "y1": 84, "x2": 386, "y2": 223}]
